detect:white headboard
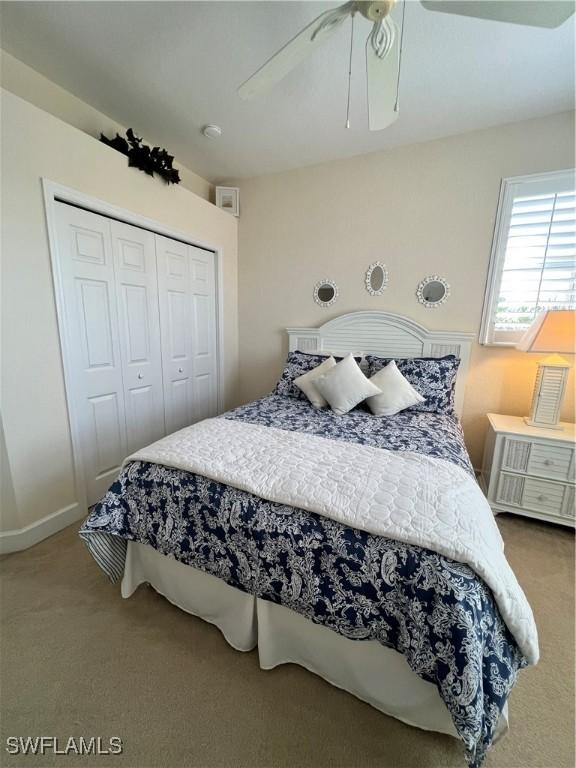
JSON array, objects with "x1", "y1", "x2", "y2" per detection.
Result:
[{"x1": 286, "y1": 311, "x2": 475, "y2": 417}]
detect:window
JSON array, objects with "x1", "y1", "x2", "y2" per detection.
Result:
[{"x1": 480, "y1": 169, "x2": 576, "y2": 345}]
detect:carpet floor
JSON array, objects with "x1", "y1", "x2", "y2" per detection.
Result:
[{"x1": 0, "y1": 514, "x2": 573, "y2": 768}]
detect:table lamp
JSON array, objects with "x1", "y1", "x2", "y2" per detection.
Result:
[{"x1": 516, "y1": 309, "x2": 575, "y2": 430}]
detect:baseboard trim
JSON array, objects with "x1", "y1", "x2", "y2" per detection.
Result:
[{"x1": 0, "y1": 502, "x2": 86, "y2": 554}]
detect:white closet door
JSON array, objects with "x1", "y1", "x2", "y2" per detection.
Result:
[
  {"x1": 54, "y1": 203, "x2": 127, "y2": 505},
  {"x1": 156, "y1": 235, "x2": 195, "y2": 434},
  {"x1": 111, "y1": 221, "x2": 165, "y2": 453},
  {"x1": 156, "y1": 236, "x2": 219, "y2": 434},
  {"x1": 189, "y1": 246, "x2": 218, "y2": 422},
  {"x1": 53, "y1": 203, "x2": 220, "y2": 507}
]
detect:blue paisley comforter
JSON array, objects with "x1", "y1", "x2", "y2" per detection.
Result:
[{"x1": 80, "y1": 395, "x2": 527, "y2": 768}]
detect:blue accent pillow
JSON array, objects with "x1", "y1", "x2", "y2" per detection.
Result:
[
  {"x1": 274, "y1": 351, "x2": 363, "y2": 401},
  {"x1": 365, "y1": 355, "x2": 460, "y2": 415}
]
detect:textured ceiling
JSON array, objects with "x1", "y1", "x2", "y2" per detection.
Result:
[{"x1": 1, "y1": 1, "x2": 574, "y2": 181}]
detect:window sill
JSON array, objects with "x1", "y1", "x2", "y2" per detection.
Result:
[{"x1": 479, "y1": 340, "x2": 518, "y2": 348}]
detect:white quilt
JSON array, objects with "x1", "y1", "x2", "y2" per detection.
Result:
[{"x1": 127, "y1": 417, "x2": 539, "y2": 665}]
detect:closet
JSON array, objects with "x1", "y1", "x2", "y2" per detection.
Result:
[{"x1": 53, "y1": 202, "x2": 219, "y2": 506}]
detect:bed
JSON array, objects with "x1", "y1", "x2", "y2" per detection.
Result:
[{"x1": 80, "y1": 311, "x2": 538, "y2": 768}]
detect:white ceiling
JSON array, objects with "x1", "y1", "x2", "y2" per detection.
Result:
[{"x1": 1, "y1": 1, "x2": 574, "y2": 182}]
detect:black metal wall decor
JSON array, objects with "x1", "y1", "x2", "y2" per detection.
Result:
[{"x1": 100, "y1": 128, "x2": 181, "y2": 185}]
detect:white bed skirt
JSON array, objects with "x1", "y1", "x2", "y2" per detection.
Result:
[{"x1": 121, "y1": 541, "x2": 508, "y2": 740}]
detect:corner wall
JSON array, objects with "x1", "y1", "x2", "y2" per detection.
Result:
[
  {"x1": 233, "y1": 111, "x2": 575, "y2": 468},
  {"x1": 0, "y1": 50, "x2": 213, "y2": 201},
  {"x1": 0, "y1": 90, "x2": 239, "y2": 547}
]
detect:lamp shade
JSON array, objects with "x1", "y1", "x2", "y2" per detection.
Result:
[{"x1": 516, "y1": 309, "x2": 576, "y2": 354}]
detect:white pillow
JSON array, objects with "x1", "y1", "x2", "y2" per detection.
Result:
[
  {"x1": 366, "y1": 360, "x2": 425, "y2": 416},
  {"x1": 314, "y1": 354, "x2": 381, "y2": 415},
  {"x1": 294, "y1": 356, "x2": 337, "y2": 408}
]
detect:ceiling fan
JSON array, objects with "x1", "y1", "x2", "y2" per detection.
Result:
[{"x1": 238, "y1": 1, "x2": 575, "y2": 132}]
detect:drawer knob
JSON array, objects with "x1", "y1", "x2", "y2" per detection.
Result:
[
  {"x1": 537, "y1": 494, "x2": 547, "y2": 502},
  {"x1": 178, "y1": 367, "x2": 184, "y2": 373},
  {"x1": 137, "y1": 373, "x2": 143, "y2": 380},
  {"x1": 543, "y1": 459, "x2": 554, "y2": 466}
]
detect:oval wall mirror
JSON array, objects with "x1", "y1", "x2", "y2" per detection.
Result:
[
  {"x1": 416, "y1": 275, "x2": 450, "y2": 308},
  {"x1": 365, "y1": 262, "x2": 388, "y2": 296},
  {"x1": 313, "y1": 279, "x2": 339, "y2": 307}
]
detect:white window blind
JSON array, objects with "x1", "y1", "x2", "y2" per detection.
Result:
[{"x1": 481, "y1": 169, "x2": 576, "y2": 345}]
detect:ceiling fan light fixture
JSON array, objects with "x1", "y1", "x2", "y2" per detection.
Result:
[
  {"x1": 358, "y1": 1, "x2": 396, "y2": 22},
  {"x1": 202, "y1": 124, "x2": 222, "y2": 139},
  {"x1": 237, "y1": 0, "x2": 567, "y2": 133}
]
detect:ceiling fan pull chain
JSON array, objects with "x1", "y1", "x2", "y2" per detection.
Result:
[
  {"x1": 345, "y1": 12, "x2": 355, "y2": 129},
  {"x1": 394, "y1": 0, "x2": 407, "y2": 113}
]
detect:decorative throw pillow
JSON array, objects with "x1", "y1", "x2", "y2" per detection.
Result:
[
  {"x1": 365, "y1": 355, "x2": 460, "y2": 415},
  {"x1": 274, "y1": 350, "x2": 362, "y2": 401},
  {"x1": 294, "y1": 356, "x2": 337, "y2": 408},
  {"x1": 314, "y1": 354, "x2": 381, "y2": 415},
  {"x1": 365, "y1": 361, "x2": 425, "y2": 416}
]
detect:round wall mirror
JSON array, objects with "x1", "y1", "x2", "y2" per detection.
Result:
[
  {"x1": 416, "y1": 275, "x2": 450, "y2": 308},
  {"x1": 365, "y1": 262, "x2": 388, "y2": 296},
  {"x1": 313, "y1": 279, "x2": 339, "y2": 307}
]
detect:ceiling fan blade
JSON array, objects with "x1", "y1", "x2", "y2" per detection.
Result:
[
  {"x1": 238, "y1": 2, "x2": 354, "y2": 100},
  {"x1": 366, "y1": 19, "x2": 400, "y2": 131},
  {"x1": 420, "y1": 1, "x2": 575, "y2": 28}
]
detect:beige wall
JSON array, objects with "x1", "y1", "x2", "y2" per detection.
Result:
[
  {"x1": 234, "y1": 111, "x2": 575, "y2": 468},
  {"x1": 1, "y1": 90, "x2": 238, "y2": 535},
  {"x1": 0, "y1": 50, "x2": 213, "y2": 201}
]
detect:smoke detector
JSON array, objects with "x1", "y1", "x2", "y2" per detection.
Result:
[{"x1": 202, "y1": 124, "x2": 222, "y2": 139}]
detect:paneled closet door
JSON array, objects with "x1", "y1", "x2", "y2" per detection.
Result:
[
  {"x1": 156, "y1": 235, "x2": 195, "y2": 435},
  {"x1": 156, "y1": 236, "x2": 219, "y2": 434},
  {"x1": 189, "y1": 246, "x2": 218, "y2": 422},
  {"x1": 111, "y1": 221, "x2": 165, "y2": 454},
  {"x1": 54, "y1": 203, "x2": 127, "y2": 505}
]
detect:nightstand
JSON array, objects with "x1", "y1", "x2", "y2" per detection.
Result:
[{"x1": 480, "y1": 414, "x2": 575, "y2": 528}]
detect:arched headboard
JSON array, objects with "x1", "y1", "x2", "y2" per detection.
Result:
[{"x1": 286, "y1": 311, "x2": 475, "y2": 417}]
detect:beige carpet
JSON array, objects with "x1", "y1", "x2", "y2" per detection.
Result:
[{"x1": 1, "y1": 515, "x2": 573, "y2": 768}]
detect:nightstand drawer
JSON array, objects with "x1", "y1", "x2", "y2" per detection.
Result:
[
  {"x1": 523, "y1": 478, "x2": 566, "y2": 515},
  {"x1": 501, "y1": 438, "x2": 531, "y2": 472},
  {"x1": 497, "y1": 472, "x2": 567, "y2": 516},
  {"x1": 527, "y1": 443, "x2": 574, "y2": 481},
  {"x1": 502, "y1": 436, "x2": 574, "y2": 481}
]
